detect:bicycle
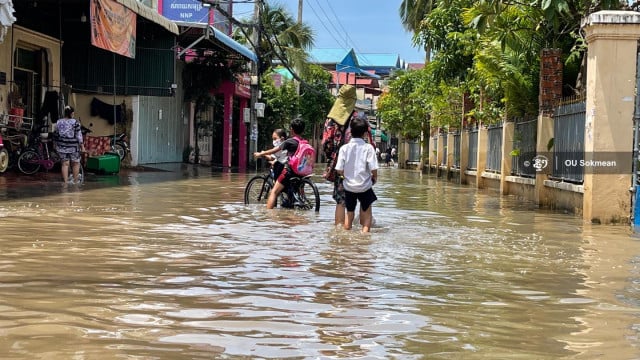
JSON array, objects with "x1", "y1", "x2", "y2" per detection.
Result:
[
  {"x1": 17, "y1": 126, "x2": 84, "y2": 184},
  {"x1": 244, "y1": 169, "x2": 320, "y2": 212}
]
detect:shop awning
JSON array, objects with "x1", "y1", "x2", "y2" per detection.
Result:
[
  {"x1": 175, "y1": 21, "x2": 257, "y2": 63},
  {"x1": 210, "y1": 26, "x2": 257, "y2": 62},
  {"x1": 115, "y1": 0, "x2": 178, "y2": 35}
]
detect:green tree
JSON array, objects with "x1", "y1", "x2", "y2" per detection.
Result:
[
  {"x1": 258, "y1": 77, "x2": 299, "y2": 152},
  {"x1": 298, "y1": 65, "x2": 334, "y2": 139},
  {"x1": 378, "y1": 69, "x2": 431, "y2": 168}
]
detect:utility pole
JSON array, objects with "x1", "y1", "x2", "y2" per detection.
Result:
[
  {"x1": 249, "y1": 0, "x2": 262, "y2": 167},
  {"x1": 297, "y1": 0, "x2": 303, "y2": 23}
]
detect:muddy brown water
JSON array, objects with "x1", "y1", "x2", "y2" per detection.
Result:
[{"x1": 0, "y1": 164, "x2": 639, "y2": 359}]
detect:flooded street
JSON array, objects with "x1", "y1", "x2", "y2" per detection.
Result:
[{"x1": 0, "y1": 164, "x2": 639, "y2": 359}]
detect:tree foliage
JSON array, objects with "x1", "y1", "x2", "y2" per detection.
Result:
[{"x1": 389, "y1": 0, "x2": 627, "y2": 134}]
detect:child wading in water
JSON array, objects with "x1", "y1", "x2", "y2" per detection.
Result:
[{"x1": 334, "y1": 116, "x2": 379, "y2": 233}]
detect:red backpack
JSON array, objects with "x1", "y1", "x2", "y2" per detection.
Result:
[{"x1": 288, "y1": 136, "x2": 316, "y2": 176}]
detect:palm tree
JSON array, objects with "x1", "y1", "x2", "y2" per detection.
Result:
[{"x1": 399, "y1": 0, "x2": 435, "y2": 63}]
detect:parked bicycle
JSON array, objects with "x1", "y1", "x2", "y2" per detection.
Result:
[
  {"x1": 244, "y1": 169, "x2": 320, "y2": 212},
  {"x1": 17, "y1": 125, "x2": 84, "y2": 183}
]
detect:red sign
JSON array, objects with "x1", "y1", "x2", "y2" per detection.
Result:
[
  {"x1": 90, "y1": 0, "x2": 137, "y2": 58},
  {"x1": 235, "y1": 74, "x2": 251, "y2": 98}
]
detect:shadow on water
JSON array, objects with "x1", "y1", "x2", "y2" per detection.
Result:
[{"x1": 0, "y1": 165, "x2": 639, "y2": 359}]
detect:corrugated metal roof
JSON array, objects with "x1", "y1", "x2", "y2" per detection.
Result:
[{"x1": 308, "y1": 48, "x2": 351, "y2": 64}]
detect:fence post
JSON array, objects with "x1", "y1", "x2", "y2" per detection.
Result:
[
  {"x1": 535, "y1": 114, "x2": 554, "y2": 206},
  {"x1": 429, "y1": 133, "x2": 437, "y2": 171},
  {"x1": 501, "y1": 121, "x2": 514, "y2": 195},
  {"x1": 476, "y1": 126, "x2": 488, "y2": 188},
  {"x1": 582, "y1": 11, "x2": 640, "y2": 224}
]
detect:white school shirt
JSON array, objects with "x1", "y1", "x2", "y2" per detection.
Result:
[{"x1": 335, "y1": 137, "x2": 378, "y2": 193}]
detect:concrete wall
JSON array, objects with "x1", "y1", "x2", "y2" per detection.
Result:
[
  {"x1": 0, "y1": 26, "x2": 62, "y2": 115},
  {"x1": 423, "y1": 11, "x2": 640, "y2": 224}
]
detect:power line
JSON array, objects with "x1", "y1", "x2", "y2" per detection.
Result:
[
  {"x1": 305, "y1": 0, "x2": 347, "y2": 49},
  {"x1": 308, "y1": 0, "x2": 373, "y2": 66}
]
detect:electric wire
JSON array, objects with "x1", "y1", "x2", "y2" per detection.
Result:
[{"x1": 308, "y1": 0, "x2": 373, "y2": 66}]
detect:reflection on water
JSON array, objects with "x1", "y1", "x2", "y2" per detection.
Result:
[{"x1": 0, "y1": 165, "x2": 639, "y2": 359}]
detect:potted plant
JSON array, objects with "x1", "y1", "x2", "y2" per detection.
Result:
[{"x1": 8, "y1": 84, "x2": 24, "y2": 127}]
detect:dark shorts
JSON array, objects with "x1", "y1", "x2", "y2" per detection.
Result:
[
  {"x1": 59, "y1": 151, "x2": 81, "y2": 163},
  {"x1": 276, "y1": 165, "x2": 294, "y2": 186},
  {"x1": 344, "y1": 188, "x2": 377, "y2": 212}
]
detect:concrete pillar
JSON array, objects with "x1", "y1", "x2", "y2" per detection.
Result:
[
  {"x1": 429, "y1": 134, "x2": 436, "y2": 167},
  {"x1": 222, "y1": 90, "x2": 233, "y2": 169},
  {"x1": 238, "y1": 98, "x2": 248, "y2": 171},
  {"x1": 447, "y1": 132, "x2": 455, "y2": 169},
  {"x1": 534, "y1": 115, "x2": 554, "y2": 206},
  {"x1": 501, "y1": 122, "x2": 514, "y2": 195},
  {"x1": 436, "y1": 132, "x2": 445, "y2": 167},
  {"x1": 476, "y1": 126, "x2": 488, "y2": 188},
  {"x1": 460, "y1": 130, "x2": 469, "y2": 184},
  {"x1": 582, "y1": 11, "x2": 640, "y2": 224}
]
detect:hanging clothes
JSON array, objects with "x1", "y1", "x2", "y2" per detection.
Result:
[
  {"x1": 0, "y1": 0, "x2": 16, "y2": 44},
  {"x1": 90, "y1": 97, "x2": 124, "y2": 124},
  {"x1": 41, "y1": 91, "x2": 61, "y2": 123}
]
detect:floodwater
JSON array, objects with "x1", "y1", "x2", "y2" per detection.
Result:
[{"x1": 0, "y1": 164, "x2": 639, "y2": 359}]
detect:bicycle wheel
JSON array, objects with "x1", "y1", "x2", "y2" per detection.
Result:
[
  {"x1": 244, "y1": 175, "x2": 271, "y2": 205},
  {"x1": 294, "y1": 178, "x2": 320, "y2": 212},
  {"x1": 17, "y1": 149, "x2": 41, "y2": 175}
]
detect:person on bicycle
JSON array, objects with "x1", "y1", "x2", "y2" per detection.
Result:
[
  {"x1": 253, "y1": 118, "x2": 305, "y2": 209},
  {"x1": 54, "y1": 106, "x2": 85, "y2": 184},
  {"x1": 256, "y1": 128, "x2": 287, "y2": 180}
]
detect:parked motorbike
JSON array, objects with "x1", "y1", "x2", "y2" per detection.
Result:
[{"x1": 82, "y1": 126, "x2": 129, "y2": 162}]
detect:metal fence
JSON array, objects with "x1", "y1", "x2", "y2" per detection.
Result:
[
  {"x1": 486, "y1": 124, "x2": 503, "y2": 173},
  {"x1": 407, "y1": 140, "x2": 421, "y2": 162},
  {"x1": 511, "y1": 118, "x2": 538, "y2": 178},
  {"x1": 440, "y1": 134, "x2": 448, "y2": 166},
  {"x1": 453, "y1": 131, "x2": 461, "y2": 168},
  {"x1": 467, "y1": 129, "x2": 478, "y2": 170},
  {"x1": 552, "y1": 101, "x2": 585, "y2": 183}
]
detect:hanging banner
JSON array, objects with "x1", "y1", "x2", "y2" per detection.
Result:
[{"x1": 90, "y1": 0, "x2": 136, "y2": 58}]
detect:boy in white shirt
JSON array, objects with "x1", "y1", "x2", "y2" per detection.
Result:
[{"x1": 335, "y1": 116, "x2": 379, "y2": 233}]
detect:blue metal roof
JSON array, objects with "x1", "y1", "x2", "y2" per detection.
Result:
[
  {"x1": 356, "y1": 53, "x2": 401, "y2": 68},
  {"x1": 210, "y1": 26, "x2": 258, "y2": 63},
  {"x1": 308, "y1": 48, "x2": 351, "y2": 64},
  {"x1": 308, "y1": 48, "x2": 380, "y2": 79},
  {"x1": 174, "y1": 21, "x2": 257, "y2": 63}
]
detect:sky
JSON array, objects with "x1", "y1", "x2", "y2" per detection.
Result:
[{"x1": 232, "y1": 0, "x2": 426, "y2": 64}]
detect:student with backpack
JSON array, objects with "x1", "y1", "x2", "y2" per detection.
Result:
[
  {"x1": 54, "y1": 106, "x2": 85, "y2": 184},
  {"x1": 253, "y1": 118, "x2": 311, "y2": 209}
]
